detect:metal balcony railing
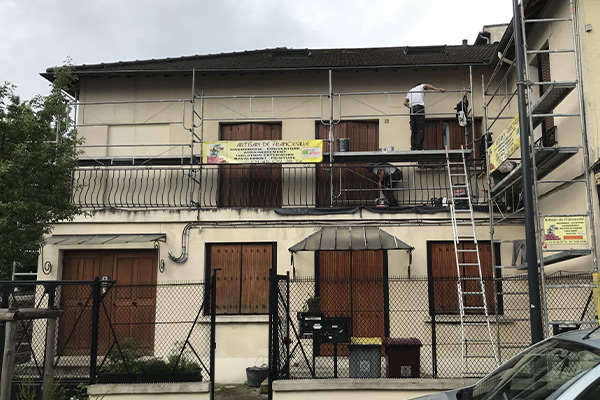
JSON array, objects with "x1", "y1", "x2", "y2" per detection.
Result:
[{"x1": 72, "y1": 162, "x2": 489, "y2": 210}]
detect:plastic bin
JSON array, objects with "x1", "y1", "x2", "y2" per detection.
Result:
[
  {"x1": 348, "y1": 337, "x2": 382, "y2": 378},
  {"x1": 383, "y1": 337, "x2": 422, "y2": 378}
]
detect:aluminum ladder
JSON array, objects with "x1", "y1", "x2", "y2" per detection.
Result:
[{"x1": 446, "y1": 148, "x2": 499, "y2": 377}]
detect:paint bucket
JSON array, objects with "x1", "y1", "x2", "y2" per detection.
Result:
[
  {"x1": 337, "y1": 138, "x2": 350, "y2": 152},
  {"x1": 246, "y1": 365, "x2": 269, "y2": 387}
]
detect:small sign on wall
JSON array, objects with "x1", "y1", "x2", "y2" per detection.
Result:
[{"x1": 544, "y1": 216, "x2": 587, "y2": 244}]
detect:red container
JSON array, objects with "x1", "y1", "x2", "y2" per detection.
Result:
[{"x1": 383, "y1": 337, "x2": 422, "y2": 378}]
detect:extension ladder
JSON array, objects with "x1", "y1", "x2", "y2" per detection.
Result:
[{"x1": 446, "y1": 147, "x2": 499, "y2": 377}]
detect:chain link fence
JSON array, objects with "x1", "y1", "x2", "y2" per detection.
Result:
[
  {"x1": 0, "y1": 279, "x2": 215, "y2": 397},
  {"x1": 271, "y1": 273, "x2": 599, "y2": 380}
]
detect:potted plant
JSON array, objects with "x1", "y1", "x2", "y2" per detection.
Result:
[{"x1": 305, "y1": 296, "x2": 320, "y2": 313}]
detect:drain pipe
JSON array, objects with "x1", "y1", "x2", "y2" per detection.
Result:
[{"x1": 169, "y1": 223, "x2": 202, "y2": 264}]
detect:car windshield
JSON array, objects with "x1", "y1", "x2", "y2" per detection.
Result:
[{"x1": 469, "y1": 338, "x2": 600, "y2": 400}]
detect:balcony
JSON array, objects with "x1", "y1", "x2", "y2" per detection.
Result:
[{"x1": 72, "y1": 161, "x2": 489, "y2": 210}]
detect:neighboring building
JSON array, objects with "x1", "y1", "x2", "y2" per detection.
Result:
[{"x1": 38, "y1": 0, "x2": 599, "y2": 385}]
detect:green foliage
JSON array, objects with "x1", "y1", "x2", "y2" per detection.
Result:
[
  {"x1": 17, "y1": 379, "x2": 36, "y2": 400},
  {"x1": 71, "y1": 383, "x2": 89, "y2": 400},
  {"x1": 106, "y1": 337, "x2": 201, "y2": 374},
  {"x1": 0, "y1": 65, "x2": 82, "y2": 278}
]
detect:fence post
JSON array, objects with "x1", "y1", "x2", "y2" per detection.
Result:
[
  {"x1": 42, "y1": 283, "x2": 58, "y2": 400},
  {"x1": 0, "y1": 282, "x2": 9, "y2": 376},
  {"x1": 267, "y1": 268, "x2": 278, "y2": 400},
  {"x1": 90, "y1": 278, "x2": 101, "y2": 384},
  {"x1": 210, "y1": 270, "x2": 217, "y2": 400},
  {"x1": 0, "y1": 318, "x2": 17, "y2": 400}
]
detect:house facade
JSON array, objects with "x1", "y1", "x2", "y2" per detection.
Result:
[{"x1": 37, "y1": 0, "x2": 599, "y2": 386}]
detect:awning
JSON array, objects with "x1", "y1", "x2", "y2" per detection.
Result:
[
  {"x1": 288, "y1": 227, "x2": 413, "y2": 253},
  {"x1": 45, "y1": 233, "x2": 166, "y2": 246}
]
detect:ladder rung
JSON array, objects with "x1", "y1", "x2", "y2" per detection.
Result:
[
  {"x1": 457, "y1": 249, "x2": 478, "y2": 253},
  {"x1": 458, "y1": 263, "x2": 480, "y2": 266},
  {"x1": 459, "y1": 277, "x2": 482, "y2": 281},
  {"x1": 464, "y1": 322, "x2": 489, "y2": 326},
  {"x1": 462, "y1": 291, "x2": 484, "y2": 295},
  {"x1": 464, "y1": 306, "x2": 486, "y2": 310},
  {"x1": 457, "y1": 235, "x2": 474, "y2": 239}
]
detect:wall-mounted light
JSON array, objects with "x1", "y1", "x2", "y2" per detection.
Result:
[{"x1": 159, "y1": 259, "x2": 165, "y2": 273}]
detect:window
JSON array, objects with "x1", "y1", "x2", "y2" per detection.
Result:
[
  {"x1": 207, "y1": 243, "x2": 273, "y2": 315},
  {"x1": 428, "y1": 241, "x2": 500, "y2": 314},
  {"x1": 219, "y1": 123, "x2": 282, "y2": 207}
]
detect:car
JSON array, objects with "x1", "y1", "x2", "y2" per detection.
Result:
[{"x1": 412, "y1": 327, "x2": 600, "y2": 399}]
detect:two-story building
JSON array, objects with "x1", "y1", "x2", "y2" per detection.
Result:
[{"x1": 38, "y1": 0, "x2": 600, "y2": 386}]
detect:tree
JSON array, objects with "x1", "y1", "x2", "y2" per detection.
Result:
[{"x1": 0, "y1": 66, "x2": 81, "y2": 278}]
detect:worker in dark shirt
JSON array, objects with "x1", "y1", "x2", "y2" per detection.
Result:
[{"x1": 373, "y1": 163, "x2": 402, "y2": 207}]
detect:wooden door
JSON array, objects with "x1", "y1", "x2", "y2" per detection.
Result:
[
  {"x1": 219, "y1": 123, "x2": 282, "y2": 207},
  {"x1": 318, "y1": 250, "x2": 385, "y2": 355},
  {"x1": 316, "y1": 121, "x2": 379, "y2": 206},
  {"x1": 58, "y1": 250, "x2": 157, "y2": 356}
]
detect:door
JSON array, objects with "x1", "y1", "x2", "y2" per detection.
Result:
[
  {"x1": 318, "y1": 250, "x2": 385, "y2": 355},
  {"x1": 58, "y1": 250, "x2": 158, "y2": 356}
]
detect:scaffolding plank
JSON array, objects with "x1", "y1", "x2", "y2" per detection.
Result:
[
  {"x1": 489, "y1": 146, "x2": 578, "y2": 196},
  {"x1": 514, "y1": 249, "x2": 591, "y2": 270},
  {"x1": 324, "y1": 149, "x2": 471, "y2": 163},
  {"x1": 531, "y1": 82, "x2": 576, "y2": 129}
]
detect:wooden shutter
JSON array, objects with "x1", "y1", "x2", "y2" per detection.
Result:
[
  {"x1": 240, "y1": 244, "x2": 270, "y2": 314},
  {"x1": 211, "y1": 245, "x2": 242, "y2": 314},
  {"x1": 430, "y1": 241, "x2": 496, "y2": 314},
  {"x1": 219, "y1": 123, "x2": 282, "y2": 207},
  {"x1": 315, "y1": 121, "x2": 379, "y2": 206}
]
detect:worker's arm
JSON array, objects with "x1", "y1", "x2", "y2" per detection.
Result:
[
  {"x1": 377, "y1": 169, "x2": 385, "y2": 187},
  {"x1": 423, "y1": 83, "x2": 445, "y2": 93},
  {"x1": 403, "y1": 98, "x2": 410, "y2": 108}
]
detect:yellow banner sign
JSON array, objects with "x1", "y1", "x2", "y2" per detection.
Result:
[
  {"x1": 544, "y1": 216, "x2": 587, "y2": 244},
  {"x1": 488, "y1": 115, "x2": 520, "y2": 173},
  {"x1": 203, "y1": 140, "x2": 323, "y2": 164}
]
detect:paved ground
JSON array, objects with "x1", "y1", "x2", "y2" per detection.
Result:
[{"x1": 214, "y1": 383, "x2": 268, "y2": 399}]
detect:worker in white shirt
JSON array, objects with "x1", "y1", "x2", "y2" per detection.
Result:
[{"x1": 403, "y1": 83, "x2": 445, "y2": 150}]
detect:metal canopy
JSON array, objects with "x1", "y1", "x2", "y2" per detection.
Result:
[
  {"x1": 46, "y1": 233, "x2": 166, "y2": 246},
  {"x1": 288, "y1": 226, "x2": 413, "y2": 253}
]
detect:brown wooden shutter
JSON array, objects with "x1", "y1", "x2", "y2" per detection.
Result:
[
  {"x1": 211, "y1": 245, "x2": 242, "y2": 314},
  {"x1": 240, "y1": 244, "x2": 270, "y2": 314},
  {"x1": 315, "y1": 121, "x2": 379, "y2": 206},
  {"x1": 219, "y1": 123, "x2": 282, "y2": 207}
]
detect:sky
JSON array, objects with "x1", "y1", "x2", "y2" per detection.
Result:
[{"x1": 1, "y1": 0, "x2": 514, "y2": 101}]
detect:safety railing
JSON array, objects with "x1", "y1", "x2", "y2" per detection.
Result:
[{"x1": 72, "y1": 161, "x2": 489, "y2": 210}]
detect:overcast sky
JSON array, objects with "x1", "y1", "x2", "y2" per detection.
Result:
[{"x1": 1, "y1": 0, "x2": 514, "y2": 100}]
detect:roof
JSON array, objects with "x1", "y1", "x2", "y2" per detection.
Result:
[
  {"x1": 44, "y1": 44, "x2": 499, "y2": 79},
  {"x1": 288, "y1": 226, "x2": 414, "y2": 253}
]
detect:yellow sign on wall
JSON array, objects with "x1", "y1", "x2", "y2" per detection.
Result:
[
  {"x1": 203, "y1": 140, "x2": 323, "y2": 164},
  {"x1": 488, "y1": 115, "x2": 520, "y2": 173},
  {"x1": 543, "y1": 216, "x2": 587, "y2": 244}
]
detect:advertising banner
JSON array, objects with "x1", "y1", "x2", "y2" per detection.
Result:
[
  {"x1": 488, "y1": 115, "x2": 520, "y2": 173},
  {"x1": 203, "y1": 139, "x2": 323, "y2": 164},
  {"x1": 543, "y1": 216, "x2": 588, "y2": 244}
]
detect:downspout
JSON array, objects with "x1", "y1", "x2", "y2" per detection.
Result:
[{"x1": 168, "y1": 222, "x2": 203, "y2": 264}]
